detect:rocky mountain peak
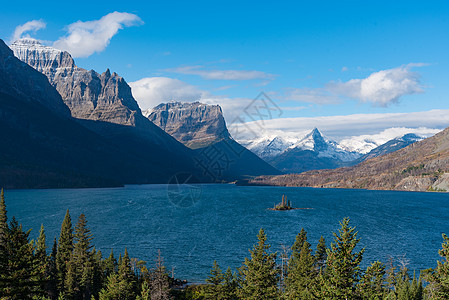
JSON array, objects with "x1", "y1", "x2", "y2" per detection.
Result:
[
  {"x1": 10, "y1": 39, "x2": 142, "y2": 126},
  {"x1": 146, "y1": 101, "x2": 231, "y2": 149},
  {"x1": 0, "y1": 39, "x2": 70, "y2": 116}
]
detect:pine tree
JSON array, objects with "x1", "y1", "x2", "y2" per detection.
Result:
[
  {"x1": 222, "y1": 267, "x2": 238, "y2": 300},
  {"x1": 71, "y1": 213, "x2": 94, "y2": 299},
  {"x1": 285, "y1": 229, "x2": 316, "y2": 299},
  {"x1": 238, "y1": 228, "x2": 278, "y2": 300},
  {"x1": 99, "y1": 248, "x2": 136, "y2": 300},
  {"x1": 426, "y1": 233, "x2": 449, "y2": 299},
  {"x1": 315, "y1": 236, "x2": 327, "y2": 271},
  {"x1": 91, "y1": 247, "x2": 105, "y2": 298},
  {"x1": 0, "y1": 217, "x2": 42, "y2": 299},
  {"x1": 104, "y1": 249, "x2": 117, "y2": 278},
  {"x1": 150, "y1": 250, "x2": 172, "y2": 300},
  {"x1": 205, "y1": 260, "x2": 224, "y2": 299},
  {"x1": 47, "y1": 238, "x2": 59, "y2": 300},
  {"x1": 56, "y1": 209, "x2": 73, "y2": 294},
  {"x1": 323, "y1": 217, "x2": 365, "y2": 299},
  {"x1": 357, "y1": 261, "x2": 386, "y2": 299},
  {"x1": 35, "y1": 224, "x2": 49, "y2": 297},
  {"x1": 0, "y1": 188, "x2": 8, "y2": 293}
]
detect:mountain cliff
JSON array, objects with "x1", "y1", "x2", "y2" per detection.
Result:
[
  {"x1": 11, "y1": 38, "x2": 141, "y2": 126},
  {"x1": 249, "y1": 127, "x2": 449, "y2": 192},
  {"x1": 145, "y1": 101, "x2": 281, "y2": 179},
  {"x1": 145, "y1": 102, "x2": 230, "y2": 149}
]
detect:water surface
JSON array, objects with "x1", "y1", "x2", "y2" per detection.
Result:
[{"x1": 5, "y1": 184, "x2": 449, "y2": 281}]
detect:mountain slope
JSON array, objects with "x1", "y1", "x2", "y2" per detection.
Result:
[
  {"x1": 249, "y1": 127, "x2": 449, "y2": 191},
  {"x1": 0, "y1": 39, "x2": 203, "y2": 188}
]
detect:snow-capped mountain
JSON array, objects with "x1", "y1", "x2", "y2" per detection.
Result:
[
  {"x1": 244, "y1": 128, "x2": 360, "y2": 161},
  {"x1": 242, "y1": 128, "x2": 431, "y2": 174}
]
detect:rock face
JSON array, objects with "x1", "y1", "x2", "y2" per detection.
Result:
[
  {"x1": 11, "y1": 38, "x2": 140, "y2": 126},
  {"x1": 249, "y1": 127, "x2": 449, "y2": 192},
  {"x1": 0, "y1": 39, "x2": 70, "y2": 116},
  {"x1": 145, "y1": 102, "x2": 230, "y2": 149},
  {"x1": 145, "y1": 101, "x2": 281, "y2": 179}
]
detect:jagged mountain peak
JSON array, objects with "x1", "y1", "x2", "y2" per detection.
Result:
[{"x1": 10, "y1": 39, "x2": 144, "y2": 126}]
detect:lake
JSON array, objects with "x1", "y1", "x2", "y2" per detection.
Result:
[{"x1": 4, "y1": 184, "x2": 449, "y2": 282}]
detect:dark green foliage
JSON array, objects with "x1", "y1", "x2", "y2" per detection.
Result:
[
  {"x1": 99, "y1": 248, "x2": 137, "y2": 300},
  {"x1": 47, "y1": 238, "x2": 59, "y2": 299},
  {"x1": 425, "y1": 233, "x2": 449, "y2": 299},
  {"x1": 56, "y1": 209, "x2": 73, "y2": 293},
  {"x1": 0, "y1": 188, "x2": 8, "y2": 292},
  {"x1": 238, "y1": 228, "x2": 278, "y2": 300},
  {"x1": 0, "y1": 217, "x2": 42, "y2": 299},
  {"x1": 315, "y1": 235, "x2": 327, "y2": 271},
  {"x1": 285, "y1": 228, "x2": 317, "y2": 299},
  {"x1": 204, "y1": 261, "x2": 237, "y2": 299},
  {"x1": 323, "y1": 217, "x2": 365, "y2": 299},
  {"x1": 357, "y1": 261, "x2": 386, "y2": 299}
]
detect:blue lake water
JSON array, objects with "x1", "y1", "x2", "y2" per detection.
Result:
[{"x1": 4, "y1": 184, "x2": 449, "y2": 282}]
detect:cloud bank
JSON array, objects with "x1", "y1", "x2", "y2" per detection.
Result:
[
  {"x1": 129, "y1": 77, "x2": 208, "y2": 110},
  {"x1": 167, "y1": 65, "x2": 275, "y2": 80},
  {"x1": 284, "y1": 64, "x2": 426, "y2": 106},
  {"x1": 11, "y1": 20, "x2": 46, "y2": 42},
  {"x1": 230, "y1": 109, "x2": 449, "y2": 141},
  {"x1": 53, "y1": 12, "x2": 142, "y2": 58},
  {"x1": 328, "y1": 64, "x2": 424, "y2": 106}
]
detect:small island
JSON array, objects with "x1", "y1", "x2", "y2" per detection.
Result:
[{"x1": 269, "y1": 194, "x2": 297, "y2": 211}]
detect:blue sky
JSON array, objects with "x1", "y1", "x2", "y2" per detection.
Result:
[{"x1": 1, "y1": 0, "x2": 449, "y2": 139}]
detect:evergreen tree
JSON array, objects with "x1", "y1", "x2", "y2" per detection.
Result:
[
  {"x1": 222, "y1": 267, "x2": 238, "y2": 300},
  {"x1": 35, "y1": 224, "x2": 49, "y2": 297},
  {"x1": 70, "y1": 213, "x2": 94, "y2": 299},
  {"x1": 0, "y1": 188, "x2": 8, "y2": 293},
  {"x1": 323, "y1": 217, "x2": 365, "y2": 299},
  {"x1": 47, "y1": 238, "x2": 59, "y2": 300},
  {"x1": 205, "y1": 260, "x2": 224, "y2": 299},
  {"x1": 426, "y1": 233, "x2": 449, "y2": 299},
  {"x1": 91, "y1": 247, "x2": 105, "y2": 298},
  {"x1": 56, "y1": 209, "x2": 73, "y2": 294},
  {"x1": 285, "y1": 229, "x2": 316, "y2": 299},
  {"x1": 315, "y1": 236, "x2": 327, "y2": 271},
  {"x1": 357, "y1": 261, "x2": 386, "y2": 299},
  {"x1": 238, "y1": 228, "x2": 278, "y2": 300},
  {"x1": 104, "y1": 249, "x2": 117, "y2": 278},
  {"x1": 0, "y1": 217, "x2": 42, "y2": 299},
  {"x1": 99, "y1": 248, "x2": 136, "y2": 300}
]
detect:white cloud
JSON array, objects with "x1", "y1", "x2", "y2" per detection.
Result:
[
  {"x1": 53, "y1": 12, "x2": 143, "y2": 58},
  {"x1": 329, "y1": 64, "x2": 424, "y2": 106},
  {"x1": 230, "y1": 109, "x2": 449, "y2": 142},
  {"x1": 166, "y1": 65, "x2": 275, "y2": 80},
  {"x1": 11, "y1": 20, "x2": 46, "y2": 42},
  {"x1": 129, "y1": 77, "x2": 269, "y2": 123},
  {"x1": 129, "y1": 77, "x2": 207, "y2": 110}
]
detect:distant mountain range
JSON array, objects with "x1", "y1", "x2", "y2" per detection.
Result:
[
  {"x1": 249, "y1": 127, "x2": 449, "y2": 192},
  {"x1": 243, "y1": 128, "x2": 425, "y2": 173}
]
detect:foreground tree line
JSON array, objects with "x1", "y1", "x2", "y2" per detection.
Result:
[{"x1": 1, "y1": 189, "x2": 449, "y2": 299}]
